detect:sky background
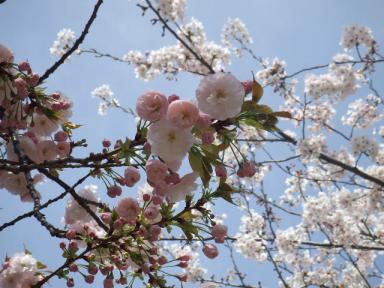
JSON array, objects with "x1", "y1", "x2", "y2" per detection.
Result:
[{"x1": 0, "y1": 0, "x2": 383, "y2": 287}]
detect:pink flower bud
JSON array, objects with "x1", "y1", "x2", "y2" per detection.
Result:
[
  {"x1": 212, "y1": 224, "x2": 228, "y2": 243},
  {"x1": 67, "y1": 278, "x2": 75, "y2": 287},
  {"x1": 195, "y1": 112, "x2": 212, "y2": 129},
  {"x1": 103, "y1": 278, "x2": 114, "y2": 288},
  {"x1": 124, "y1": 166, "x2": 141, "y2": 187},
  {"x1": 136, "y1": 91, "x2": 168, "y2": 121},
  {"x1": 88, "y1": 264, "x2": 98, "y2": 275},
  {"x1": 102, "y1": 138, "x2": 111, "y2": 148},
  {"x1": 158, "y1": 255, "x2": 168, "y2": 265},
  {"x1": 238, "y1": 161, "x2": 257, "y2": 178},
  {"x1": 59, "y1": 242, "x2": 66, "y2": 250},
  {"x1": 203, "y1": 244, "x2": 219, "y2": 259},
  {"x1": 142, "y1": 194, "x2": 151, "y2": 202},
  {"x1": 241, "y1": 80, "x2": 253, "y2": 95},
  {"x1": 107, "y1": 185, "x2": 122, "y2": 198},
  {"x1": 101, "y1": 212, "x2": 112, "y2": 223},
  {"x1": 215, "y1": 165, "x2": 227, "y2": 178},
  {"x1": 85, "y1": 275, "x2": 95, "y2": 284},
  {"x1": 143, "y1": 142, "x2": 151, "y2": 155},
  {"x1": 29, "y1": 73, "x2": 40, "y2": 87},
  {"x1": 168, "y1": 94, "x2": 180, "y2": 103},
  {"x1": 66, "y1": 229, "x2": 77, "y2": 239},
  {"x1": 179, "y1": 255, "x2": 190, "y2": 262},
  {"x1": 18, "y1": 61, "x2": 31, "y2": 72},
  {"x1": 68, "y1": 241, "x2": 79, "y2": 252},
  {"x1": 54, "y1": 131, "x2": 68, "y2": 142},
  {"x1": 202, "y1": 131, "x2": 215, "y2": 144},
  {"x1": 69, "y1": 263, "x2": 78, "y2": 272},
  {"x1": 52, "y1": 92, "x2": 61, "y2": 99}
]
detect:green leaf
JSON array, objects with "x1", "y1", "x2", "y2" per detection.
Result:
[
  {"x1": 188, "y1": 149, "x2": 211, "y2": 187},
  {"x1": 36, "y1": 261, "x2": 47, "y2": 270},
  {"x1": 251, "y1": 79, "x2": 263, "y2": 103},
  {"x1": 211, "y1": 181, "x2": 239, "y2": 204},
  {"x1": 42, "y1": 107, "x2": 60, "y2": 120},
  {"x1": 176, "y1": 219, "x2": 199, "y2": 241},
  {"x1": 272, "y1": 111, "x2": 293, "y2": 119}
]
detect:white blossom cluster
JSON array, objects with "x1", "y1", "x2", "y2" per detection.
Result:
[
  {"x1": 63, "y1": 185, "x2": 105, "y2": 239},
  {"x1": 351, "y1": 135, "x2": 379, "y2": 159},
  {"x1": 234, "y1": 210, "x2": 267, "y2": 261},
  {"x1": 123, "y1": 19, "x2": 231, "y2": 80},
  {"x1": 305, "y1": 54, "x2": 359, "y2": 101},
  {"x1": 0, "y1": 252, "x2": 41, "y2": 288},
  {"x1": 304, "y1": 101, "x2": 336, "y2": 131},
  {"x1": 221, "y1": 18, "x2": 253, "y2": 56},
  {"x1": 155, "y1": 0, "x2": 187, "y2": 21},
  {"x1": 340, "y1": 24, "x2": 375, "y2": 51},
  {"x1": 342, "y1": 94, "x2": 383, "y2": 128},
  {"x1": 298, "y1": 134, "x2": 326, "y2": 163},
  {"x1": 91, "y1": 84, "x2": 120, "y2": 116},
  {"x1": 49, "y1": 28, "x2": 76, "y2": 57},
  {"x1": 281, "y1": 175, "x2": 308, "y2": 205},
  {"x1": 256, "y1": 57, "x2": 287, "y2": 87}
]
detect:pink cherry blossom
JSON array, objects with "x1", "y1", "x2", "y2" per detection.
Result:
[
  {"x1": 146, "y1": 159, "x2": 168, "y2": 184},
  {"x1": 107, "y1": 185, "x2": 122, "y2": 198},
  {"x1": 0, "y1": 44, "x2": 14, "y2": 63},
  {"x1": 195, "y1": 112, "x2": 212, "y2": 129},
  {"x1": 54, "y1": 131, "x2": 68, "y2": 142},
  {"x1": 166, "y1": 172, "x2": 198, "y2": 203},
  {"x1": 37, "y1": 140, "x2": 57, "y2": 162},
  {"x1": 168, "y1": 94, "x2": 180, "y2": 103},
  {"x1": 56, "y1": 141, "x2": 71, "y2": 158},
  {"x1": 237, "y1": 161, "x2": 257, "y2": 178},
  {"x1": 136, "y1": 91, "x2": 168, "y2": 121},
  {"x1": 116, "y1": 197, "x2": 140, "y2": 221},
  {"x1": 241, "y1": 80, "x2": 253, "y2": 94},
  {"x1": 124, "y1": 166, "x2": 141, "y2": 187},
  {"x1": 215, "y1": 165, "x2": 227, "y2": 178},
  {"x1": 212, "y1": 224, "x2": 228, "y2": 243},
  {"x1": 147, "y1": 118, "x2": 196, "y2": 171},
  {"x1": 203, "y1": 244, "x2": 219, "y2": 259},
  {"x1": 166, "y1": 100, "x2": 199, "y2": 129},
  {"x1": 202, "y1": 130, "x2": 215, "y2": 144},
  {"x1": 29, "y1": 113, "x2": 59, "y2": 137},
  {"x1": 196, "y1": 72, "x2": 244, "y2": 121}
]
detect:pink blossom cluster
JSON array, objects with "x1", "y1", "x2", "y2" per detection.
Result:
[{"x1": 0, "y1": 45, "x2": 74, "y2": 201}]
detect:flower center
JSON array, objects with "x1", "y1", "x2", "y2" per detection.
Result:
[{"x1": 168, "y1": 131, "x2": 176, "y2": 142}]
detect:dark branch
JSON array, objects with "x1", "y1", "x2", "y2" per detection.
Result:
[{"x1": 38, "y1": 0, "x2": 104, "y2": 84}]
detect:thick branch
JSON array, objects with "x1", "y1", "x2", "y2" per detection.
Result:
[{"x1": 0, "y1": 172, "x2": 90, "y2": 232}]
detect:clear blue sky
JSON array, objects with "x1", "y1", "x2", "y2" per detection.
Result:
[{"x1": 0, "y1": 0, "x2": 383, "y2": 287}]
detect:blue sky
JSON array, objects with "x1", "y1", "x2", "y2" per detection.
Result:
[{"x1": 0, "y1": 0, "x2": 383, "y2": 287}]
